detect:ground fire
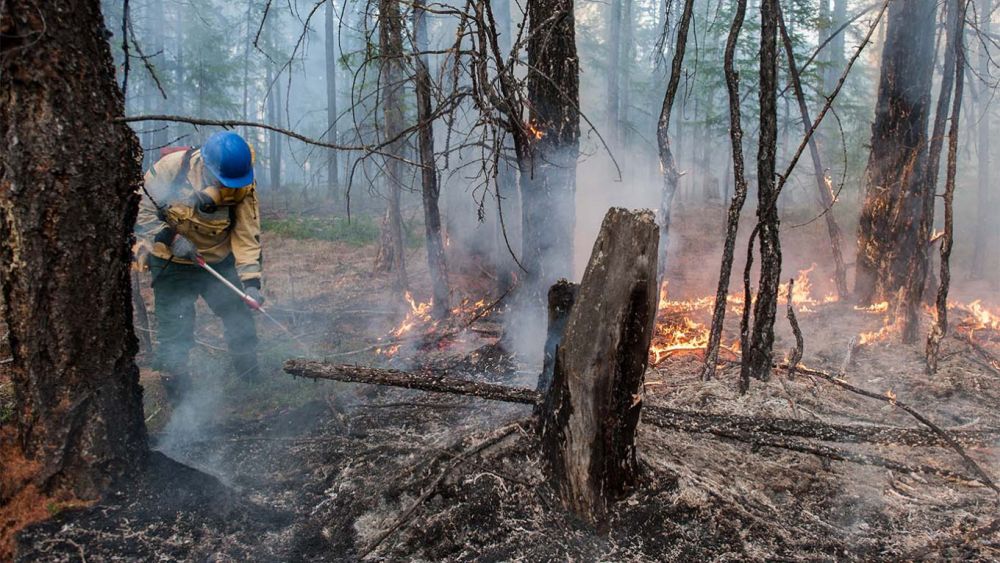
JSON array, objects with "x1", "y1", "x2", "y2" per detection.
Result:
[{"x1": 5, "y1": 0, "x2": 1000, "y2": 560}]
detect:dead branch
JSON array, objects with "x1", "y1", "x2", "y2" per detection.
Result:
[
  {"x1": 360, "y1": 420, "x2": 525, "y2": 559},
  {"x1": 786, "y1": 362, "x2": 1000, "y2": 495},
  {"x1": 785, "y1": 278, "x2": 805, "y2": 377}
]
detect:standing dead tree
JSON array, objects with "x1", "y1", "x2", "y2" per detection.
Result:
[
  {"x1": 373, "y1": 0, "x2": 409, "y2": 295},
  {"x1": 1, "y1": 0, "x2": 148, "y2": 499},
  {"x1": 702, "y1": 0, "x2": 748, "y2": 381},
  {"x1": 741, "y1": 0, "x2": 782, "y2": 385},
  {"x1": 655, "y1": 0, "x2": 695, "y2": 283},
  {"x1": 777, "y1": 8, "x2": 849, "y2": 301},
  {"x1": 413, "y1": 1, "x2": 450, "y2": 319},
  {"x1": 927, "y1": 0, "x2": 969, "y2": 372}
]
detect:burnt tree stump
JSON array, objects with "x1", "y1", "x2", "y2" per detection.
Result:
[
  {"x1": 536, "y1": 279, "x2": 578, "y2": 395},
  {"x1": 539, "y1": 208, "x2": 659, "y2": 525}
]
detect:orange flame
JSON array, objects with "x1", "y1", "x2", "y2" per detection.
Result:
[{"x1": 525, "y1": 121, "x2": 545, "y2": 140}]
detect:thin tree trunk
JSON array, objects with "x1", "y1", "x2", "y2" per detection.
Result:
[
  {"x1": 241, "y1": 0, "x2": 252, "y2": 140},
  {"x1": 493, "y1": 0, "x2": 520, "y2": 299},
  {"x1": 927, "y1": 0, "x2": 968, "y2": 372},
  {"x1": 620, "y1": 0, "x2": 633, "y2": 147},
  {"x1": 854, "y1": 0, "x2": 937, "y2": 305},
  {"x1": 971, "y1": 0, "x2": 992, "y2": 280},
  {"x1": 0, "y1": 0, "x2": 147, "y2": 498},
  {"x1": 702, "y1": 0, "x2": 748, "y2": 381},
  {"x1": 741, "y1": 0, "x2": 781, "y2": 385},
  {"x1": 655, "y1": 0, "x2": 695, "y2": 283},
  {"x1": 777, "y1": 8, "x2": 848, "y2": 300},
  {"x1": 375, "y1": 0, "x2": 408, "y2": 293},
  {"x1": 606, "y1": 0, "x2": 622, "y2": 145},
  {"x1": 325, "y1": 0, "x2": 340, "y2": 201},
  {"x1": 413, "y1": 1, "x2": 450, "y2": 318}
]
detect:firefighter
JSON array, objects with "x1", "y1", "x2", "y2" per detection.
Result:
[{"x1": 136, "y1": 131, "x2": 264, "y2": 401}]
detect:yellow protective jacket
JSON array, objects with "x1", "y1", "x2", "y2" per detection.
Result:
[{"x1": 136, "y1": 148, "x2": 263, "y2": 283}]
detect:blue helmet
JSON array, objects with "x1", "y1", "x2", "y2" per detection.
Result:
[{"x1": 201, "y1": 131, "x2": 254, "y2": 188}]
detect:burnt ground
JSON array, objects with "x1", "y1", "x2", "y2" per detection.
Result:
[{"x1": 10, "y1": 204, "x2": 1000, "y2": 561}]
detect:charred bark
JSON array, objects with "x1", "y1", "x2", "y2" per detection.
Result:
[
  {"x1": 539, "y1": 208, "x2": 658, "y2": 526},
  {"x1": 655, "y1": 0, "x2": 695, "y2": 283},
  {"x1": 413, "y1": 2, "x2": 450, "y2": 319},
  {"x1": 702, "y1": 0, "x2": 748, "y2": 381},
  {"x1": 536, "y1": 280, "x2": 577, "y2": 395},
  {"x1": 777, "y1": 9, "x2": 848, "y2": 300},
  {"x1": 520, "y1": 0, "x2": 580, "y2": 307},
  {"x1": 854, "y1": 0, "x2": 937, "y2": 305},
  {"x1": 741, "y1": 0, "x2": 782, "y2": 384},
  {"x1": 0, "y1": 0, "x2": 147, "y2": 497},
  {"x1": 374, "y1": 0, "x2": 408, "y2": 293}
]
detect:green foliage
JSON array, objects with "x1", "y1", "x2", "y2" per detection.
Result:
[{"x1": 262, "y1": 215, "x2": 423, "y2": 248}]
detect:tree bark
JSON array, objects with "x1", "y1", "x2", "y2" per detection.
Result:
[
  {"x1": 702, "y1": 0, "x2": 748, "y2": 381},
  {"x1": 741, "y1": 0, "x2": 782, "y2": 384},
  {"x1": 539, "y1": 208, "x2": 658, "y2": 526},
  {"x1": 325, "y1": 0, "x2": 341, "y2": 201},
  {"x1": 374, "y1": 0, "x2": 408, "y2": 293},
  {"x1": 655, "y1": 0, "x2": 695, "y2": 283},
  {"x1": 520, "y1": 0, "x2": 580, "y2": 306},
  {"x1": 0, "y1": 0, "x2": 147, "y2": 497},
  {"x1": 536, "y1": 280, "x2": 577, "y2": 395},
  {"x1": 854, "y1": 0, "x2": 937, "y2": 305},
  {"x1": 777, "y1": 7, "x2": 849, "y2": 300},
  {"x1": 413, "y1": 1, "x2": 450, "y2": 318}
]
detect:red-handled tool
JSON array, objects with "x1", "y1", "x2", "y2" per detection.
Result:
[{"x1": 195, "y1": 256, "x2": 263, "y2": 311}]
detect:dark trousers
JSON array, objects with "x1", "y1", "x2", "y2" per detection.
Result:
[{"x1": 150, "y1": 255, "x2": 259, "y2": 384}]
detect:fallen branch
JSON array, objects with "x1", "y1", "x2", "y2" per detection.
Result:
[
  {"x1": 360, "y1": 420, "x2": 525, "y2": 559},
  {"x1": 785, "y1": 362, "x2": 1000, "y2": 495},
  {"x1": 284, "y1": 360, "x2": 1000, "y2": 448}
]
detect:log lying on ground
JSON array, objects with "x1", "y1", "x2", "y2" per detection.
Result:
[
  {"x1": 283, "y1": 360, "x2": 1000, "y2": 449},
  {"x1": 538, "y1": 208, "x2": 660, "y2": 525}
]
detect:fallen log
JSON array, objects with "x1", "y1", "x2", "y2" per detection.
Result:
[{"x1": 282, "y1": 360, "x2": 1000, "y2": 449}]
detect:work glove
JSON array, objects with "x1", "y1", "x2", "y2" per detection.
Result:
[
  {"x1": 170, "y1": 234, "x2": 200, "y2": 261},
  {"x1": 243, "y1": 284, "x2": 264, "y2": 308}
]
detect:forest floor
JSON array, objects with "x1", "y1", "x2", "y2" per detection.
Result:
[{"x1": 7, "y1": 202, "x2": 1000, "y2": 561}]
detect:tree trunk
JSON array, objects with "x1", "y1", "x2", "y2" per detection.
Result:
[
  {"x1": 325, "y1": 0, "x2": 341, "y2": 201},
  {"x1": 413, "y1": 1, "x2": 450, "y2": 318},
  {"x1": 702, "y1": 0, "x2": 749, "y2": 381},
  {"x1": 777, "y1": 8, "x2": 849, "y2": 300},
  {"x1": 606, "y1": 0, "x2": 622, "y2": 144},
  {"x1": 539, "y1": 208, "x2": 659, "y2": 526},
  {"x1": 854, "y1": 0, "x2": 937, "y2": 305},
  {"x1": 903, "y1": 0, "x2": 958, "y2": 343},
  {"x1": 536, "y1": 280, "x2": 577, "y2": 395},
  {"x1": 493, "y1": 0, "x2": 520, "y2": 299},
  {"x1": 971, "y1": 0, "x2": 992, "y2": 280},
  {"x1": 520, "y1": 0, "x2": 580, "y2": 306},
  {"x1": 374, "y1": 0, "x2": 408, "y2": 293},
  {"x1": 619, "y1": 0, "x2": 633, "y2": 147},
  {"x1": 0, "y1": 0, "x2": 147, "y2": 498},
  {"x1": 656, "y1": 0, "x2": 695, "y2": 283},
  {"x1": 741, "y1": 0, "x2": 782, "y2": 384}
]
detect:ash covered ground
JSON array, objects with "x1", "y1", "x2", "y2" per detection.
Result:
[{"x1": 11, "y1": 205, "x2": 1000, "y2": 561}]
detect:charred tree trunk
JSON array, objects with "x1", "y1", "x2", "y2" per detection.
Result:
[
  {"x1": 854, "y1": 0, "x2": 937, "y2": 305},
  {"x1": 971, "y1": 0, "x2": 992, "y2": 280},
  {"x1": 520, "y1": 0, "x2": 579, "y2": 306},
  {"x1": 374, "y1": 0, "x2": 408, "y2": 293},
  {"x1": 903, "y1": 1, "x2": 958, "y2": 343},
  {"x1": 655, "y1": 0, "x2": 695, "y2": 283},
  {"x1": 702, "y1": 0, "x2": 748, "y2": 380},
  {"x1": 0, "y1": 0, "x2": 147, "y2": 497},
  {"x1": 539, "y1": 208, "x2": 658, "y2": 526},
  {"x1": 413, "y1": 2, "x2": 450, "y2": 318},
  {"x1": 777, "y1": 10, "x2": 849, "y2": 300},
  {"x1": 927, "y1": 0, "x2": 968, "y2": 372},
  {"x1": 325, "y1": 0, "x2": 340, "y2": 201},
  {"x1": 741, "y1": 0, "x2": 782, "y2": 384},
  {"x1": 536, "y1": 280, "x2": 577, "y2": 395}
]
